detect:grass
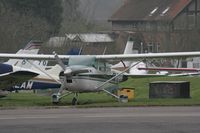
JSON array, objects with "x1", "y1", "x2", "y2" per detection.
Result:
[{"x1": 0, "y1": 76, "x2": 200, "y2": 108}]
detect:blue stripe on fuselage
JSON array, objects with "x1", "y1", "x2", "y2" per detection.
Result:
[
  {"x1": 9, "y1": 81, "x2": 61, "y2": 91},
  {"x1": 0, "y1": 63, "x2": 13, "y2": 74}
]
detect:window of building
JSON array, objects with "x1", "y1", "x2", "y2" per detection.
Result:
[
  {"x1": 149, "y1": 7, "x2": 158, "y2": 16},
  {"x1": 147, "y1": 43, "x2": 153, "y2": 53},
  {"x1": 146, "y1": 22, "x2": 152, "y2": 31},
  {"x1": 138, "y1": 22, "x2": 145, "y2": 31},
  {"x1": 188, "y1": 13, "x2": 195, "y2": 29},
  {"x1": 160, "y1": 7, "x2": 170, "y2": 16},
  {"x1": 156, "y1": 43, "x2": 160, "y2": 53},
  {"x1": 147, "y1": 42, "x2": 160, "y2": 53},
  {"x1": 132, "y1": 23, "x2": 138, "y2": 30}
]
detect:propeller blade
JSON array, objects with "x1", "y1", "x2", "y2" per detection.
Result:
[{"x1": 53, "y1": 51, "x2": 66, "y2": 71}]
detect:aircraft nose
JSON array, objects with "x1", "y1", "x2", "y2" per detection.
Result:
[{"x1": 0, "y1": 63, "x2": 13, "y2": 74}]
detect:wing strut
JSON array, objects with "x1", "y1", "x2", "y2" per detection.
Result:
[{"x1": 96, "y1": 60, "x2": 144, "y2": 100}]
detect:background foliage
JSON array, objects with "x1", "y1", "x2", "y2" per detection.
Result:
[{"x1": 0, "y1": 0, "x2": 94, "y2": 52}]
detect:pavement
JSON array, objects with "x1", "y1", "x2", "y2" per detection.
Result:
[{"x1": 0, "y1": 106, "x2": 200, "y2": 133}]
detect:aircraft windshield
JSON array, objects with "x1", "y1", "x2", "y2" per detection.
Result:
[
  {"x1": 68, "y1": 56, "x2": 95, "y2": 66},
  {"x1": 94, "y1": 61, "x2": 111, "y2": 73}
]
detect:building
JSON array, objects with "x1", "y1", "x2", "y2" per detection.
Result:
[
  {"x1": 109, "y1": 0, "x2": 200, "y2": 52},
  {"x1": 46, "y1": 33, "x2": 116, "y2": 55},
  {"x1": 44, "y1": 31, "x2": 146, "y2": 55}
]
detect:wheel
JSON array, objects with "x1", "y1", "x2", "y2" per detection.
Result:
[
  {"x1": 72, "y1": 97, "x2": 77, "y2": 105},
  {"x1": 52, "y1": 94, "x2": 60, "y2": 104}
]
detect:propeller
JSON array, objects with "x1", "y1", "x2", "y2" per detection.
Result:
[
  {"x1": 53, "y1": 51, "x2": 73, "y2": 76},
  {"x1": 53, "y1": 51, "x2": 66, "y2": 71}
]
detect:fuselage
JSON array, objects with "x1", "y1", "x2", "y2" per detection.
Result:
[
  {"x1": 8, "y1": 65, "x2": 128, "y2": 93},
  {"x1": 8, "y1": 71, "x2": 61, "y2": 91},
  {"x1": 63, "y1": 74, "x2": 128, "y2": 92}
]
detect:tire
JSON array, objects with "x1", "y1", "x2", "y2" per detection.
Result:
[{"x1": 72, "y1": 97, "x2": 77, "y2": 105}]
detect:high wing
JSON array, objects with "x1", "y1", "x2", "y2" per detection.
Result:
[
  {"x1": 96, "y1": 52, "x2": 200, "y2": 61},
  {"x1": 125, "y1": 74, "x2": 171, "y2": 78},
  {"x1": 138, "y1": 67, "x2": 199, "y2": 72},
  {"x1": 0, "y1": 52, "x2": 200, "y2": 61},
  {"x1": 0, "y1": 71, "x2": 39, "y2": 90}
]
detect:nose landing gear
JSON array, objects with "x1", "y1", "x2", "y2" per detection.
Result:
[{"x1": 51, "y1": 92, "x2": 79, "y2": 105}]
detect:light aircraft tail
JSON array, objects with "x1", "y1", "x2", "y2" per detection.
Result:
[
  {"x1": 112, "y1": 37, "x2": 148, "y2": 75},
  {"x1": 5, "y1": 40, "x2": 47, "y2": 69},
  {"x1": 67, "y1": 48, "x2": 81, "y2": 55},
  {"x1": 111, "y1": 37, "x2": 134, "y2": 70},
  {"x1": 123, "y1": 37, "x2": 134, "y2": 55},
  {"x1": 23, "y1": 40, "x2": 42, "y2": 50}
]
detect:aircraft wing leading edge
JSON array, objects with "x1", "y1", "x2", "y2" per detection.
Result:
[
  {"x1": 96, "y1": 52, "x2": 200, "y2": 61},
  {"x1": 0, "y1": 52, "x2": 200, "y2": 61},
  {"x1": 138, "y1": 67, "x2": 199, "y2": 72}
]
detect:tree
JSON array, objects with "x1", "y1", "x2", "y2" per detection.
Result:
[
  {"x1": 0, "y1": 0, "x2": 64, "y2": 52},
  {"x1": 60, "y1": 0, "x2": 96, "y2": 34},
  {"x1": 0, "y1": 9, "x2": 51, "y2": 52},
  {"x1": 2, "y1": 0, "x2": 63, "y2": 34}
]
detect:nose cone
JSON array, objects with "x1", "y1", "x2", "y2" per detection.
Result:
[{"x1": 0, "y1": 63, "x2": 13, "y2": 74}]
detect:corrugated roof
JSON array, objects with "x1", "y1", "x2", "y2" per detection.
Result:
[
  {"x1": 110, "y1": 0, "x2": 193, "y2": 22},
  {"x1": 65, "y1": 33, "x2": 114, "y2": 43}
]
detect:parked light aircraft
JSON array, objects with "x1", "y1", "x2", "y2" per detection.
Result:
[
  {"x1": 1, "y1": 38, "x2": 148, "y2": 104},
  {"x1": 0, "y1": 40, "x2": 44, "y2": 92},
  {"x1": 2, "y1": 50, "x2": 59, "y2": 91},
  {"x1": 1, "y1": 38, "x2": 199, "y2": 104},
  {"x1": 7, "y1": 39, "x2": 150, "y2": 105},
  {"x1": 1, "y1": 50, "x2": 200, "y2": 104},
  {"x1": 4, "y1": 48, "x2": 81, "y2": 92}
]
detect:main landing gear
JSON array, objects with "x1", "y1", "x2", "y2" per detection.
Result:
[
  {"x1": 72, "y1": 93, "x2": 79, "y2": 105},
  {"x1": 52, "y1": 93, "x2": 61, "y2": 104}
]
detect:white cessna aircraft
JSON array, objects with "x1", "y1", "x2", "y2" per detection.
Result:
[
  {"x1": 0, "y1": 50, "x2": 200, "y2": 104},
  {"x1": 0, "y1": 38, "x2": 148, "y2": 104}
]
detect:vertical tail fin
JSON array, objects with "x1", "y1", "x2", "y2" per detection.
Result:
[
  {"x1": 112, "y1": 36, "x2": 148, "y2": 74},
  {"x1": 23, "y1": 40, "x2": 42, "y2": 50},
  {"x1": 5, "y1": 40, "x2": 47, "y2": 69},
  {"x1": 123, "y1": 37, "x2": 134, "y2": 54},
  {"x1": 112, "y1": 37, "x2": 135, "y2": 71}
]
